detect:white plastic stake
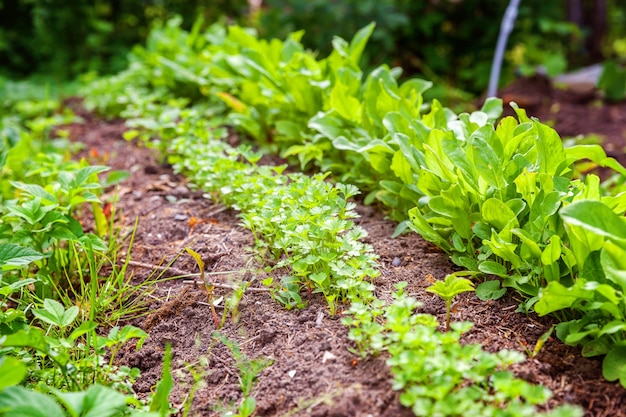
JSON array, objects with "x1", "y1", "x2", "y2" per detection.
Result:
[{"x1": 487, "y1": 0, "x2": 521, "y2": 99}]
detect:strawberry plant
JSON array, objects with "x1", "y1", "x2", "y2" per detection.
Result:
[{"x1": 0, "y1": 92, "x2": 179, "y2": 416}]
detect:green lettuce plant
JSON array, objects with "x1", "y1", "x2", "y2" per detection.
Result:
[{"x1": 534, "y1": 200, "x2": 626, "y2": 387}]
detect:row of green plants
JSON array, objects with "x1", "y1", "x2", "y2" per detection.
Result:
[
  {"x1": 97, "y1": 66, "x2": 583, "y2": 417},
  {"x1": 79, "y1": 19, "x2": 592, "y2": 415},
  {"x1": 130, "y1": 104, "x2": 380, "y2": 315},
  {"x1": 343, "y1": 281, "x2": 580, "y2": 417},
  {"x1": 83, "y1": 17, "x2": 626, "y2": 392}
]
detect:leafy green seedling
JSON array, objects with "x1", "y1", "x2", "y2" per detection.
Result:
[
  {"x1": 0, "y1": 243, "x2": 45, "y2": 268},
  {"x1": 533, "y1": 325, "x2": 555, "y2": 359},
  {"x1": 274, "y1": 276, "x2": 307, "y2": 310},
  {"x1": 426, "y1": 274, "x2": 475, "y2": 331},
  {"x1": 186, "y1": 247, "x2": 219, "y2": 328},
  {"x1": 32, "y1": 298, "x2": 79, "y2": 337}
]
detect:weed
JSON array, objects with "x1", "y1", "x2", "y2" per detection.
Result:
[{"x1": 212, "y1": 332, "x2": 273, "y2": 417}]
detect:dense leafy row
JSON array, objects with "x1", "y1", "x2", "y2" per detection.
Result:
[
  {"x1": 343, "y1": 283, "x2": 580, "y2": 417},
  {"x1": 129, "y1": 104, "x2": 380, "y2": 314}
]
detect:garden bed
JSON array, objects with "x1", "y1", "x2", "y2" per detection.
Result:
[{"x1": 64, "y1": 91, "x2": 626, "y2": 416}]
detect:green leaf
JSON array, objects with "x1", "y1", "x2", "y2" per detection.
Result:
[
  {"x1": 0, "y1": 244, "x2": 45, "y2": 267},
  {"x1": 566, "y1": 145, "x2": 626, "y2": 176},
  {"x1": 32, "y1": 299, "x2": 78, "y2": 328},
  {"x1": 122, "y1": 130, "x2": 139, "y2": 141},
  {"x1": 485, "y1": 231, "x2": 523, "y2": 268},
  {"x1": 68, "y1": 321, "x2": 98, "y2": 342},
  {"x1": 407, "y1": 207, "x2": 451, "y2": 252},
  {"x1": 476, "y1": 280, "x2": 507, "y2": 300},
  {"x1": 561, "y1": 200, "x2": 626, "y2": 243},
  {"x1": 347, "y1": 23, "x2": 375, "y2": 65},
  {"x1": 602, "y1": 346, "x2": 626, "y2": 386},
  {"x1": 511, "y1": 228, "x2": 542, "y2": 259},
  {"x1": 602, "y1": 241, "x2": 626, "y2": 293},
  {"x1": 186, "y1": 247, "x2": 205, "y2": 281},
  {"x1": 74, "y1": 165, "x2": 109, "y2": 187},
  {"x1": 239, "y1": 397, "x2": 256, "y2": 417},
  {"x1": 480, "y1": 97, "x2": 503, "y2": 122},
  {"x1": 10, "y1": 182, "x2": 56, "y2": 203},
  {"x1": 53, "y1": 384, "x2": 128, "y2": 417},
  {"x1": 426, "y1": 274, "x2": 474, "y2": 302},
  {"x1": 469, "y1": 131, "x2": 503, "y2": 187},
  {"x1": 109, "y1": 325, "x2": 148, "y2": 350},
  {"x1": 329, "y1": 82, "x2": 361, "y2": 123},
  {"x1": 535, "y1": 122, "x2": 568, "y2": 176},
  {"x1": 541, "y1": 236, "x2": 561, "y2": 265},
  {"x1": 477, "y1": 261, "x2": 508, "y2": 277},
  {"x1": 0, "y1": 356, "x2": 27, "y2": 390},
  {"x1": 390, "y1": 151, "x2": 413, "y2": 184},
  {"x1": 0, "y1": 328, "x2": 48, "y2": 352},
  {"x1": 534, "y1": 281, "x2": 595, "y2": 316},
  {"x1": 150, "y1": 344, "x2": 173, "y2": 415},
  {"x1": 0, "y1": 279, "x2": 37, "y2": 297},
  {"x1": 482, "y1": 198, "x2": 518, "y2": 232},
  {"x1": 102, "y1": 170, "x2": 130, "y2": 187},
  {"x1": 0, "y1": 386, "x2": 65, "y2": 417}
]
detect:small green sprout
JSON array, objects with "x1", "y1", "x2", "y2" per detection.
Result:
[
  {"x1": 187, "y1": 247, "x2": 219, "y2": 328},
  {"x1": 426, "y1": 273, "x2": 475, "y2": 331}
]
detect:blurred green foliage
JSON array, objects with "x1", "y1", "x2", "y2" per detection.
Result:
[
  {"x1": 2, "y1": 0, "x2": 625, "y2": 96},
  {"x1": 257, "y1": 0, "x2": 584, "y2": 94},
  {"x1": 605, "y1": 1, "x2": 626, "y2": 60},
  {"x1": 0, "y1": 0, "x2": 248, "y2": 79}
]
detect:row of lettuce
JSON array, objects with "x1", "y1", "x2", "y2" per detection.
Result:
[
  {"x1": 0, "y1": 85, "x2": 580, "y2": 415},
  {"x1": 86, "y1": 18, "x2": 626, "y2": 389}
]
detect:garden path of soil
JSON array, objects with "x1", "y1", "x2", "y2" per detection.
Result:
[{"x1": 64, "y1": 89, "x2": 626, "y2": 417}]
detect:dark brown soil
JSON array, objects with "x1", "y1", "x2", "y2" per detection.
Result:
[{"x1": 64, "y1": 92, "x2": 626, "y2": 417}]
